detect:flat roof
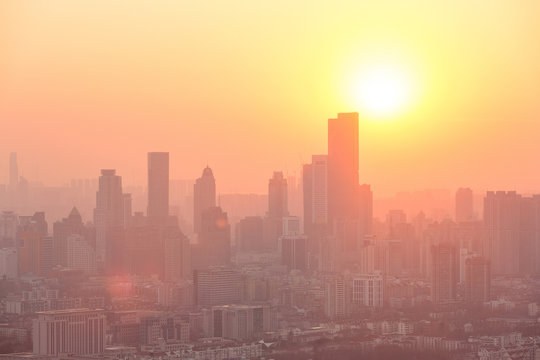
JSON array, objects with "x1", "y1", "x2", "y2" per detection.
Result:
[{"x1": 36, "y1": 308, "x2": 105, "y2": 315}]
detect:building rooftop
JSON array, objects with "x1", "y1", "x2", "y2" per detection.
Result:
[{"x1": 36, "y1": 308, "x2": 104, "y2": 315}]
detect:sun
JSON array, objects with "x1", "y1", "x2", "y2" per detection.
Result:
[{"x1": 352, "y1": 63, "x2": 416, "y2": 118}]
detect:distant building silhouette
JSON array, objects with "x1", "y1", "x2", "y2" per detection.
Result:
[
  {"x1": 53, "y1": 207, "x2": 85, "y2": 267},
  {"x1": 287, "y1": 174, "x2": 301, "y2": 216},
  {"x1": 94, "y1": 169, "x2": 124, "y2": 272},
  {"x1": 430, "y1": 242, "x2": 458, "y2": 303},
  {"x1": 268, "y1": 171, "x2": 288, "y2": 218},
  {"x1": 193, "y1": 206, "x2": 230, "y2": 269},
  {"x1": 163, "y1": 227, "x2": 191, "y2": 282},
  {"x1": 303, "y1": 155, "x2": 328, "y2": 237},
  {"x1": 0, "y1": 248, "x2": 18, "y2": 279},
  {"x1": 484, "y1": 191, "x2": 540, "y2": 275},
  {"x1": 302, "y1": 163, "x2": 313, "y2": 235},
  {"x1": 123, "y1": 193, "x2": 132, "y2": 228},
  {"x1": 323, "y1": 274, "x2": 346, "y2": 319},
  {"x1": 0, "y1": 211, "x2": 19, "y2": 247},
  {"x1": 17, "y1": 212, "x2": 49, "y2": 276},
  {"x1": 147, "y1": 152, "x2": 169, "y2": 223},
  {"x1": 193, "y1": 166, "x2": 216, "y2": 234},
  {"x1": 311, "y1": 155, "x2": 328, "y2": 228},
  {"x1": 263, "y1": 172, "x2": 288, "y2": 250},
  {"x1": 358, "y1": 184, "x2": 373, "y2": 236},
  {"x1": 455, "y1": 188, "x2": 474, "y2": 222},
  {"x1": 484, "y1": 191, "x2": 521, "y2": 275},
  {"x1": 465, "y1": 255, "x2": 491, "y2": 303},
  {"x1": 236, "y1": 216, "x2": 264, "y2": 251},
  {"x1": 9, "y1": 152, "x2": 18, "y2": 191},
  {"x1": 66, "y1": 234, "x2": 96, "y2": 275},
  {"x1": 280, "y1": 235, "x2": 308, "y2": 272},
  {"x1": 121, "y1": 217, "x2": 180, "y2": 279}
]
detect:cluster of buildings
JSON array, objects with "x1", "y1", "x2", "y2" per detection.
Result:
[{"x1": 1, "y1": 113, "x2": 540, "y2": 359}]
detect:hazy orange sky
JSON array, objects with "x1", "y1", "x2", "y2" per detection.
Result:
[{"x1": 1, "y1": 1, "x2": 539, "y2": 195}]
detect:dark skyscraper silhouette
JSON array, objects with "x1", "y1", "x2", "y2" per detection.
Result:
[
  {"x1": 193, "y1": 166, "x2": 216, "y2": 234},
  {"x1": 327, "y1": 113, "x2": 359, "y2": 226},
  {"x1": 147, "y1": 152, "x2": 169, "y2": 222}
]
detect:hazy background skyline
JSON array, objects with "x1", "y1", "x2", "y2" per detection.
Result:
[{"x1": 1, "y1": 0, "x2": 540, "y2": 195}]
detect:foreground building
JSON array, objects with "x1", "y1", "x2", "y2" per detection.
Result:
[{"x1": 32, "y1": 308, "x2": 105, "y2": 356}]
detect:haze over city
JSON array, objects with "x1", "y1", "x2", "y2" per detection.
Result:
[{"x1": 1, "y1": 2, "x2": 540, "y2": 360}]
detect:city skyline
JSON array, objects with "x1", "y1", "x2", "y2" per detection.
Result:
[{"x1": 1, "y1": 2, "x2": 540, "y2": 359}]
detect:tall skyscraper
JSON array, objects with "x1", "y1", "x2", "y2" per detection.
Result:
[
  {"x1": 94, "y1": 169, "x2": 124, "y2": 271},
  {"x1": 430, "y1": 242, "x2": 458, "y2": 303},
  {"x1": 193, "y1": 167, "x2": 216, "y2": 234},
  {"x1": 9, "y1": 152, "x2": 18, "y2": 190},
  {"x1": 268, "y1": 171, "x2": 288, "y2": 218},
  {"x1": 327, "y1": 113, "x2": 359, "y2": 227},
  {"x1": 147, "y1": 152, "x2": 169, "y2": 222},
  {"x1": 455, "y1": 188, "x2": 474, "y2": 222}
]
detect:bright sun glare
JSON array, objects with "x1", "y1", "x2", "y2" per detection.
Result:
[{"x1": 353, "y1": 63, "x2": 415, "y2": 118}]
